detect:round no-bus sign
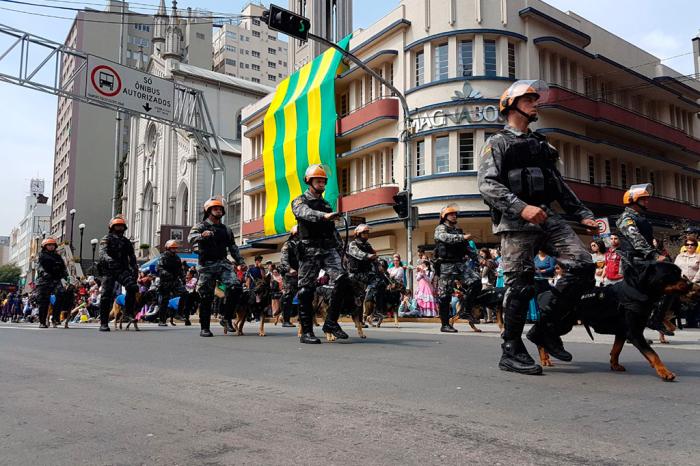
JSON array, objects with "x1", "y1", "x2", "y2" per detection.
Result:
[{"x1": 90, "y1": 64, "x2": 122, "y2": 97}]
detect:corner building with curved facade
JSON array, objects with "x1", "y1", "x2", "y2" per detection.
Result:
[{"x1": 239, "y1": 0, "x2": 700, "y2": 272}]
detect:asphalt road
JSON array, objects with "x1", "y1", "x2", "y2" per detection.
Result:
[{"x1": 1, "y1": 321, "x2": 698, "y2": 465}]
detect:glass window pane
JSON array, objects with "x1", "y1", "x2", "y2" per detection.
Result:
[
  {"x1": 484, "y1": 40, "x2": 496, "y2": 77},
  {"x1": 508, "y1": 42, "x2": 516, "y2": 79},
  {"x1": 459, "y1": 133, "x2": 474, "y2": 171},
  {"x1": 433, "y1": 43, "x2": 448, "y2": 80},
  {"x1": 435, "y1": 136, "x2": 449, "y2": 173},
  {"x1": 459, "y1": 41, "x2": 473, "y2": 77},
  {"x1": 416, "y1": 140, "x2": 425, "y2": 176},
  {"x1": 415, "y1": 51, "x2": 424, "y2": 86}
]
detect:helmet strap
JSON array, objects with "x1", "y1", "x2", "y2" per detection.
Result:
[{"x1": 514, "y1": 106, "x2": 538, "y2": 123}]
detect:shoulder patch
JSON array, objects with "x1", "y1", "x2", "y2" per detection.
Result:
[
  {"x1": 292, "y1": 197, "x2": 303, "y2": 207},
  {"x1": 626, "y1": 219, "x2": 635, "y2": 226},
  {"x1": 481, "y1": 144, "x2": 492, "y2": 157}
]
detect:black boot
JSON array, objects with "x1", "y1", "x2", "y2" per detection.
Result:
[
  {"x1": 499, "y1": 339, "x2": 542, "y2": 375},
  {"x1": 298, "y1": 288, "x2": 321, "y2": 344},
  {"x1": 199, "y1": 297, "x2": 213, "y2": 337},
  {"x1": 439, "y1": 299, "x2": 457, "y2": 333},
  {"x1": 526, "y1": 324, "x2": 572, "y2": 362},
  {"x1": 99, "y1": 324, "x2": 110, "y2": 332}
]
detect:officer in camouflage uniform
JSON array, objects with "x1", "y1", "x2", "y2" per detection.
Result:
[
  {"x1": 278, "y1": 225, "x2": 300, "y2": 328},
  {"x1": 291, "y1": 164, "x2": 349, "y2": 344},
  {"x1": 97, "y1": 216, "x2": 139, "y2": 332},
  {"x1": 188, "y1": 198, "x2": 246, "y2": 337},
  {"x1": 478, "y1": 80, "x2": 598, "y2": 375},
  {"x1": 33, "y1": 237, "x2": 68, "y2": 328},
  {"x1": 616, "y1": 184, "x2": 672, "y2": 334},
  {"x1": 156, "y1": 239, "x2": 189, "y2": 327},
  {"x1": 434, "y1": 204, "x2": 482, "y2": 333},
  {"x1": 346, "y1": 224, "x2": 384, "y2": 325}
]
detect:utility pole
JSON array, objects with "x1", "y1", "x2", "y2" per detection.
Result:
[{"x1": 112, "y1": 1, "x2": 126, "y2": 216}]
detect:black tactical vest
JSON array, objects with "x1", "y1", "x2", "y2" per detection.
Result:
[
  {"x1": 499, "y1": 131, "x2": 563, "y2": 205},
  {"x1": 197, "y1": 222, "x2": 232, "y2": 263},
  {"x1": 285, "y1": 239, "x2": 300, "y2": 270},
  {"x1": 346, "y1": 240, "x2": 374, "y2": 273},
  {"x1": 297, "y1": 196, "x2": 336, "y2": 245},
  {"x1": 435, "y1": 225, "x2": 469, "y2": 262}
]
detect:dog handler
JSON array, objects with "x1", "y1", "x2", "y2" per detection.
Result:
[
  {"x1": 33, "y1": 237, "x2": 68, "y2": 328},
  {"x1": 433, "y1": 204, "x2": 482, "y2": 333},
  {"x1": 156, "y1": 240, "x2": 189, "y2": 327},
  {"x1": 346, "y1": 224, "x2": 384, "y2": 326},
  {"x1": 291, "y1": 164, "x2": 349, "y2": 344},
  {"x1": 188, "y1": 198, "x2": 246, "y2": 337},
  {"x1": 478, "y1": 80, "x2": 597, "y2": 375},
  {"x1": 278, "y1": 225, "x2": 300, "y2": 328},
  {"x1": 97, "y1": 216, "x2": 139, "y2": 332}
]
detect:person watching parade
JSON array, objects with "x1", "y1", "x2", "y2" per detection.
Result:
[
  {"x1": 433, "y1": 204, "x2": 482, "y2": 333},
  {"x1": 477, "y1": 80, "x2": 597, "y2": 375},
  {"x1": 291, "y1": 164, "x2": 349, "y2": 344},
  {"x1": 278, "y1": 225, "x2": 300, "y2": 328},
  {"x1": 156, "y1": 240, "x2": 189, "y2": 327},
  {"x1": 346, "y1": 223, "x2": 384, "y2": 326},
  {"x1": 97, "y1": 215, "x2": 139, "y2": 332},
  {"x1": 33, "y1": 237, "x2": 68, "y2": 329},
  {"x1": 188, "y1": 198, "x2": 246, "y2": 337}
]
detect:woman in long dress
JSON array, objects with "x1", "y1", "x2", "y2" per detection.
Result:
[{"x1": 414, "y1": 261, "x2": 438, "y2": 317}]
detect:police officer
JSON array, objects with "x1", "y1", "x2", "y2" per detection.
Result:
[
  {"x1": 346, "y1": 224, "x2": 384, "y2": 325},
  {"x1": 33, "y1": 237, "x2": 68, "y2": 329},
  {"x1": 616, "y1": 184, "x2": 671, "y2": 334},
  {"x1": 97, "y1": 216, "x2": 139, "y2": 332},
  {"x1": 291, "y1": 164, "x2": 349, "y2": 344},
  {"x1": 434, "y1": 204, "x2": 482, "y2": 333},
  {"x1": 156, "y1": 240, "x2": 189, "y2": 327},
  {"x1": 278, "y1": 225, "x2": 300, "y2": 328},
  {"x1": 188, "y1": 198, "x2": 246, "y2": 337},
  {"x1": 477, "y1": 80, "x2": 597, "y2": 375}
]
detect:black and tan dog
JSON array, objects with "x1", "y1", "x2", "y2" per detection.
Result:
[
  {"x1": 538, "y1": 262, "x2": 690, "y2": 381},
  {"x1": 299, "y1": 284, "x2": 365, "y2": 341},
  {"x1": 231, "y1": 288, "x2": 267, "y2": 336},
  {"x1": 449, "y1": 284, "x2": 506, "y2": 332}
]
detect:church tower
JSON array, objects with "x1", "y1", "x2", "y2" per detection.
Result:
[
  {"x1": 162, "y1": 0, "x2": 183, "y2": 64},
  {"x1": 288, "y1": 0, "x2": 352, "y2": 72},
  {"x1": 152, "y1": 0, "x2": 167, "y2": 57}
]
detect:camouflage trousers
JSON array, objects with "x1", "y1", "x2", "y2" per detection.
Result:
[
  {"x1": 33, "y1": 278, "x2": 65, "y2": 325},
  {"x1": 99, "y1": 269, "x2": 138, "y2": 325},
  {"x1": 437, "y1": 262, "x2": 481, "y2": 301},
  {"x1": 196, "y1": 260, "x2": 240, "y2": 300},
  {"x1": 298, "y1": 247, "x2": 345, "y2": 289}
]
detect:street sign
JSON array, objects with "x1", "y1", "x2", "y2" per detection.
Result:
[
  {"x1": 593, "y1": 217, "x2": 611, "y2": 242},
  {"x1": 84, "y1": 55, "x2": 175, "y2": 121}
]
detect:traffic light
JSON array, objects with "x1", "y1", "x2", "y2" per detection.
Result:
[
  {"x1": 392, "y1": 191, "x2": 410, "y2": 219},
  {"x1": 264, "y1": 4, "x2": 311, "y2": 42}
]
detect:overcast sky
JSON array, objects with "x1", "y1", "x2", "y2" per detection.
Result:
[{"x1": 0, "y1": 0, "x2": 698, "y2": 235}]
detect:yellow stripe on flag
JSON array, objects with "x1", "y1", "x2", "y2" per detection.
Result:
[
  {"x1": 306, "y1": 49, "x2": 337, "y2": 167},
  {"x1": 262, "y1": 78, "x2": 289, "y2": 235}
]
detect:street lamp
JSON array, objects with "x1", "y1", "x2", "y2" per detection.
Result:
[
  {"x1": 69, "y1": 208, "x2": 77, "y2": 250},
  {"x1": 90, "y1": 238, "x2": 99, "y2": 274},
  {"x1": 60, "y1": 219, "x2": 66, "y2": 244},
  {"x1": 78, "y1": 223, "x2": 86, "y2": 262}
]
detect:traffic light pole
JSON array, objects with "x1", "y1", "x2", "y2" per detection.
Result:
[{"x1": 305, "y1": 32, "x2": 415, "y2": 285}]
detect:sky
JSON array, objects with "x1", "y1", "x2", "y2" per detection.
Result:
[{"x1": 0, "y1": 0, "x2": 698, "y2": 235}]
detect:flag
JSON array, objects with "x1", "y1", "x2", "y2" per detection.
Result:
[{"x1": 262, "y1": 35, "x2": 352, "y2": 236}]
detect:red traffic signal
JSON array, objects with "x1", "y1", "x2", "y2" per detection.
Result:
[
  {"x1": 392, "y1": 191, "x2": 410, "y2": 219},
  {"x1": 264, "y1": 4, "x2": 311, "y2": 42}
]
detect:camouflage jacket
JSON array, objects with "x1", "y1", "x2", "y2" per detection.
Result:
[
  {"x1": 477, "y1": 126, "x2": 594, "y2": 233},
  {"x1": 36, "y1": 250, "x2": 68, "y2": 282},
  {"x1": 616, "y1": 206, "x2": 658, "y2": 261},
  {"x1": 188, "y1": 219, "x2": 245, "y2": 266},
  {"x1": 279, "y1": 237, "x2": 300, "y2": 276}
]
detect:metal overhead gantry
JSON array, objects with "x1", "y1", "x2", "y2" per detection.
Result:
[{"x1": 0, "y1": 22, "x2": 227, "y2": 200}]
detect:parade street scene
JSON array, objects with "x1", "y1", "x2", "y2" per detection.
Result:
[{"x1": 0, "y1": 1, "x2": 699, "y2": 465}]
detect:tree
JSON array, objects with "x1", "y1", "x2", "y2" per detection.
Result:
[{"x1": 0, "y1": 263, "x2": 21, "y2": 284}]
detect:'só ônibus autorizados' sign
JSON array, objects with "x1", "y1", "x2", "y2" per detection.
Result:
[{"x1": 85, "y1": 55, "x2": 175, "y2": 121}]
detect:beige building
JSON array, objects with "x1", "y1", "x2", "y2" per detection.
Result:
[
  {"x1": 213, "y1": 3, "x2": 289, "y2": 87},
  {"x1": 240, "y1": 0, "x2": 700, "y2": 273}
]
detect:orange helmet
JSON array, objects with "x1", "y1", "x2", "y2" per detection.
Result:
[
  {"x1": 203, "y1": 197, "x2": 226, "y2": 219},
  {"x1": 623, "y1": 183, "x2": 653, "y2": 205},
  {"x1": 499, "y1": 80, "x2": 549, "y2": 115},
  {"x1": 164, "y1": 240, "x2": 179, "y2": 250},
  {"x1": 41, "y1": 237, "x2": 58, "y2": 248},
  {"x1": 304, "y1": 164, "x2": 328, "y2": 184},
  {"x1": 440, "y1": 204, "x2": 459, "y2": 220},
  {"x1": 109, "y1": 215, "x2": 128, "y2": 230},
  {"x1": 290, "y1": 225, "x2": 298, "y2": 236},
  {"x1": 354, "y1": 224, "x2": 371, "y2": 236}
]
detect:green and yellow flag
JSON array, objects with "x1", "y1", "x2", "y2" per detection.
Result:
[{"x1": 262, "y1": 35, "x2": 352, "y2": 236}]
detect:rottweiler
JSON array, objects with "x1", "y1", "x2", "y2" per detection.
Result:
[
  {"x1": 450, "y1": 286, "x2": 506, "y2": 332},
  {"x1": 538, "y1": 261, "x2": 690, "y2": 381},
  {"x1": 306, "y1": 284, "x2": 365, "y2": 341}
]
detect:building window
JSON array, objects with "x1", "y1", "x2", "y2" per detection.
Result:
[
  {"x1": 252, "y1": 64, "x2": 260, "y2": 71},
  {"x1": 507, "y1": 42, "x2": 516, "y2": 79},
  {"x1": 635, "y1": 167, "x2": 642, "y2": 184},
  {"x1": 433, "y1": 43, "x2": 448, "y2": 80},
  {"x1": 268, "y1": 48, "x2": 276, "y2": 55},
  {"x1": 340, "y1": 167, "x2": 349, "y2": 195},
  {"x1": 252, "y1": 31, "x2": 260, "y2": 38},
  {"x1": 225, "y1": 59, "x2": 236, "y2": 66},
  {"x1": 251, "y1": 77, "x2": 260, "y2": 83},
  {"x1": 459, "y1": 133, "x2": 474, "y2": 170},
  {"x1": 434, "y1": 136, "x2": 449, "y2": 173},
  {"x1": 416, "y1": 140, "x2": 425, "y2": 176},
  {"x1": 620, "y1": 163, "x2": 627, "y2": 188},
  {"x1": 415, "y1": 50, "x2": 424, "y2": 86},
  {"x1": 484, "y1": 40, "x2": 496, "y2": 77},
  {"x1": 268, "y1": 35, "x2": 276, "y2": 41},
  {"x1": 588, "y1": 155, "x2": 595, "y2": 184},
  {"x1": 252, "y1": 50, "x2": 259, "y2": 58},
  {"x1": 459, "y1": 40, "x2": 473, "y2": 77},
  {"x1": 649, "y1": 171, "x2": 655, "y2": 189},
  {"x1": 365, "y1": 74, "x2": 373, "y2": 103},
  {"x1": 604, "y1": 160, "x2": 612, "y2": 186},
  {"x1": 339, "y1": 93, "x2": 349, "y2": 116},
  {"x1": 268, "y1": 74, "x2": 276, "y2": 82},
  {"x1": 196, "y1": 32, "x2": 205, "y2": 40},
  {"x1": 252, "y1": 19, "x2": 261, "y2": 26},
  {"x1": 268, "y1": 61, "x2": 276, "y2": 69},
  {"x1": 225, "y1": 45, "x2": 236, "y2": 52}
]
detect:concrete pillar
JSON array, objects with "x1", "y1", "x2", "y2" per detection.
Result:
[
  {"x1": 448, "y1": 36, "x2": 458, "y2": 79},
  {"x1": 497, "y1": 36, "x2": 508, "y2": 77},
  {"x1": 473, "y1": 35, "x2": 484, "y2": 75},
  {"x1": 424, "y1": 42, "x2": 433, "y2": 83}
]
